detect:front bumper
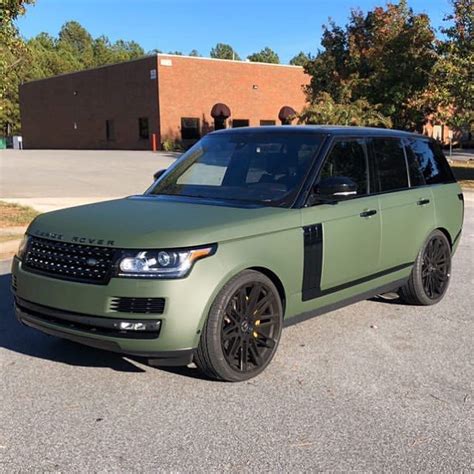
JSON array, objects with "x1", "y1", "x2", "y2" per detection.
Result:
[
  {"x1": 11, "y1": 255, "x2": 222, "y2": 360},
  {"x1": 14, "y1": 299, "x2": 193, "y2": 366}
]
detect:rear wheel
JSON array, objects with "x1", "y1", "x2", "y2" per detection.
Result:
[
  {"x1": 399, "y1": 230, "x2": 451, "y2": 305},
  {"x1": 195, "y1": 270, "x2": 283, "y2": 382}
]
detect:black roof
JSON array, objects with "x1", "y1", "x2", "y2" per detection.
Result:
[{"x1": 211, "y1": 125, "x2": 423, "y2": 139}]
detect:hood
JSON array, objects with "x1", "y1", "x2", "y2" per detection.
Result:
[{"x1": 27, "y1": 196, "x2": 301, "y2": 249}]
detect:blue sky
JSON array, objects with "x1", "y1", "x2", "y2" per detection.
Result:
[{"x1": 16, "y1": 0, "x2": 452, "y2": 63}]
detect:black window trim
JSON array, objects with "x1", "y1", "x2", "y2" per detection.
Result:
[{"x1": 299, "y1": 134, "x2": 457, "y2": 208}]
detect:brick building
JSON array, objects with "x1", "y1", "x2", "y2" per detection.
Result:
[{"x1": 19, "y1": 54, "x2": 309, "y2": 150}]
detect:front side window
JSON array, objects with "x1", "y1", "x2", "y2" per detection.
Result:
[
  {"x1": 372, "y1": 138, "x2": 408, "y2": 192},
  {"x1": 148, "y1": 132, "x2": 323, "y2": 206},
  {"x1": 318, "y1": 139, "x2": 368, "y2": 196},
  {"x1": 404, "y1": 138, "x2": 454, "y2": 185}
]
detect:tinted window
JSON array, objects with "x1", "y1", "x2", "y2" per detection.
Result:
[
  {"x1": 403, "y1": 138, "x2": 425, "y2": 187},
  {"x1": 149, "y1": 133, "x2": 322, "y2": 206},
  {"x1": 372, "y1": 138, "x2": 408, "y2": 192},
  {"x1": 404, "y1": 138, "x2": 454, "y2": 185},
  {"x1": 319, "y1": 140, "x2": 368, "y2": 195}
]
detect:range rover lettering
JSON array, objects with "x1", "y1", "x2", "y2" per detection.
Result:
[{"x1": 12, "y1": 126, "x2": 464, "y2": 381}]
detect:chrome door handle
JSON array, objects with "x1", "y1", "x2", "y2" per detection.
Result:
[
  {"x1": 417, "y1": 199, "x2": 430, "y2": 206},
  {"x1": 360, "y1": 209, "x2": 377, "y2": 218}
]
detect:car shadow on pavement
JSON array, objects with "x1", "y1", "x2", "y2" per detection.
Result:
[
  {"x1": 0, "y1": 272, "x2": 217, "y2": 381},
  {"x1": 0, "y1": 272, "x2": 148, "y2": 372}
]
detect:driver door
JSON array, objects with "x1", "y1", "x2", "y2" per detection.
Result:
[{"x1": 301, "y1": 138, "x2": 381, "y2": 301}]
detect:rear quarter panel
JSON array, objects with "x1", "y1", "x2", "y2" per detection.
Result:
[{"x1": 431, "y1": 183, "x2": 464, "y2": 251}]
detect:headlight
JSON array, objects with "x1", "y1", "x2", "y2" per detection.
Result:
[
  {"x1": 16, "y1": 234, "x2": 30, "y2": 260},
  {"x1": 116, "y1": 245, "x2": 217, "y2": 279}
]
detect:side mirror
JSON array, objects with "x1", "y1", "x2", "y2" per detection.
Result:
[
  {"x1": 315, "y1": 176, "x2": 357, "y2": 199},
  {"x1": 153, "y1": 169, "x2": 166, "y2": 181}
]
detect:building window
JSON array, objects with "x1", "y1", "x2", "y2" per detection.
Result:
[
  {"x1": 105, "y1": 120, "x2": 115, "y2": 141},
  {"x1": 181, "y1": 117, "x2": 200, "y2": 139},
  {"x1": 260, "y1": 120, "x2": 276, "y2": 126},
  {"x1": 138, "y1": 117, "x2": 149, "y2": 139},
  {"x1": 232, "y1": 119, "x2": 249, "y2": 128}
]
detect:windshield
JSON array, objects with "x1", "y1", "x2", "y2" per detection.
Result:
[{"x1": 148, "y1": 132, "x2": 323, "y2": 206}]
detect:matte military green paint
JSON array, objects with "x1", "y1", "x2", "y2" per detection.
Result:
[{"x1": 12, "y1": 144, "x2": 464, "y2": 360}]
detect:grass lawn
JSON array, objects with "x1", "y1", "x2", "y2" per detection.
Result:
[
  {"x1": 0, "y1": 201, "x2": 40, "y2": 228},
  {"x1": 450, "y1": 161, "x2": 474, "y2": 190}
]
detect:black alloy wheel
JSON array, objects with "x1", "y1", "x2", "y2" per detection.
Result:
[
  {"x1": 195, "y1": 270, "x2": 283, "y2": 382},
  {"x1": 421, "y1": 235, "x2": 451, "y2": 300},
  {"x1": 221, "y1": 282, "x2": 280, "y2": 373},
  {"x1": 399, "y1": 230, "x2": 452, "y2": 306}
]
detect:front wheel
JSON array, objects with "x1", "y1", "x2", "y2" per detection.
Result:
[
  {"x1": 195, "y1": 270, "x2": 283, "y2": 382},
  {"x1": 399, "y1": 230, "x2": 451, "y2": 305}
]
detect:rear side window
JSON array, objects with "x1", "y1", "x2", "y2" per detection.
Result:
[
  {"x1": 319, "y1": 140, "x2": 368, "y2": 195},
  {"x1": 372, "y1": 138, "x2": 408, "y2": 192},
  {"x1": 404, "y1": 138, "x2": 454, "y2": 185},
  {"x1": 403, "y1": 139, "x2": 425, "y2": 187}
]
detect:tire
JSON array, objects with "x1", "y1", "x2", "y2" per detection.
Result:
[
  {"x1": 399, "y1": 229, "x2": 451, "y2": 305},
  {"x1": 195, "y1": 270, "x2": 283, "y2": 382}
]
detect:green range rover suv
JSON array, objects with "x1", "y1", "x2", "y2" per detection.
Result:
[{"x1": 12, "y1": 126, "x2": 464, "y2": 381}]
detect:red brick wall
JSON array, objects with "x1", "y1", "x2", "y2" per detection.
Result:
[
  {"x1": 19, "y1": 55, "x2": 310, "y2": 149},
  {"x1": 157, "y1": 55, "x2": 309, "y2": 144},
  {"x1": 20, "y1": 57, "x2": 159, "y2": 149}
]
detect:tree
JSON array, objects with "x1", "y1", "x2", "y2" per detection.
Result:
[
  {"x1": 305, "y1": 1, "x2": 437, "y2": 130},
  {"x1": 289, "y1": 51, "x2": 311, "y2": 66},
  {"x1": 432, "y1": 0, "x2": 473, "y2": 134},
  {"x1": 299, "y1": 92, "x2": 392, "y2": 127},
  {"x1": 247, "y1": 47, "x2": 280, "y2": 64},
  {"x1": 210, "y1": 43, "x2": 240, "y2": 60},
  {"x1": 0, "y1": 0, "x2": 35, "y2": 135},
  {"x1": 188, "y1": 49, "x2": 201, "y2": 57},
  {"x1": 58, "y1": 21, "x2": 94, "y2": 68}
]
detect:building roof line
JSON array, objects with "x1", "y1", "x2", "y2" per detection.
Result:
[
  {"x1": 21, "y1": 52, "x2": 305, "y2": 86},
  {"x1": 21, "y1": 55, "x2": 155, "y2": 84},
  {"x1": 157, "y1": 53, "x2": 304, "y2": 69}
]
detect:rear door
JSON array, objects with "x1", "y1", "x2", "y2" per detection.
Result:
[
  {"x1": 404, "y1": 137, "x2": 463, "y2": 248},
  {"x1": 301, "y1": 138, "x2": 381, "y2": 300},
  {"x1": 370, "y1": 137, "x2": 434, "y2": 270}
]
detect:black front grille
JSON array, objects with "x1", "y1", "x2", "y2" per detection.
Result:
[
  {"x1": 110, "y1": 297, "x2": 165, "y2": 314},
  {"x1": 23, "y1": 236, "x2": 115, "y2": 284}
]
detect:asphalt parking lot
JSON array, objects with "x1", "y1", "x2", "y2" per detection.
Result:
[
  {"x1": 0, "y1": 149, "x2": 178, "y2": 211},
  {"x1": 0, "y1": 206, "x2": 472, "y2": 471}
]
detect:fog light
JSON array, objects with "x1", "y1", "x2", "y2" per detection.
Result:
[
  {"x1": 119, "y1": 322, "x2": 146, "y2": 331},
  {"x1": 116, "y1": 321, "x2": 161, "y2": 331}
]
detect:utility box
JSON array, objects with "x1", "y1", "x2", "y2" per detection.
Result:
[
  {"x1": 0, "y1": 137, "x2": 6, "y2": 149},
  {"x1": 12, "y1": 136, "x2": 23, "y2": 150}
]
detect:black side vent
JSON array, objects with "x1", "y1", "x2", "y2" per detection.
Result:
[
  {"x1": 110, "y1": 297, "x2": 165, "y2": 314},
  {"x1": 302, "y1": 224, "x2": 323, "y2": 301},
  {"x1": 12, "y1": 275, "x2": 18, "y2": 292}
]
